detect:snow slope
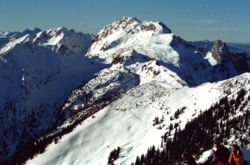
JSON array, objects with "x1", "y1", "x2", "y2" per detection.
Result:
[{"x1": 26, "y1": 73, "x2": 250, "y2": 165}]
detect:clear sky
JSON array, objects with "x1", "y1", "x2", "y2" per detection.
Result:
[{"x1": 0, "y1": 0, "x2": 250, "y2": 43}]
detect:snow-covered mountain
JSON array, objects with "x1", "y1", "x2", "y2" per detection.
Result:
[
  {"x1": 0, "y1": 17, "x2": 249, "y2": 165},
  {"x1": 0, "y1": 27, "x2": 106, "y2": 161},
  {"x1": 87, "y1": 17, "x2": 247, "y2": 86}
]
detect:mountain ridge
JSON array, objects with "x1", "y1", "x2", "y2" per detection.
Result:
[{"x1": 0, "y1": 27, "x2": 106, "y2": 161}]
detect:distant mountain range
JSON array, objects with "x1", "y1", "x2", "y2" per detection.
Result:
[{"x1": 0, "y1": 17, "x2": 249, "y2": 165}]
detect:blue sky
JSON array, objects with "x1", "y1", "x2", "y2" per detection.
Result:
[{"x1": 0, "y1": 0, "x2": 249, "y2": 42}]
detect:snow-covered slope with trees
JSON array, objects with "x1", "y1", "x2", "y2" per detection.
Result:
[
  {"x1": 0, "y1": 17, "x2": 249, "y2": 165},
  {"x1": 26, "y1": 73, "x2": 250, "y2": 165}
]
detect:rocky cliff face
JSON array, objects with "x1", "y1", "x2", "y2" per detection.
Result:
[{"x1": 210, "y1": 40, "x2": 230, "y2": 64}]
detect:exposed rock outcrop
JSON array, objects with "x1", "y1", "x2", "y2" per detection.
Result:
[{"x1": 210, "y1": 40, "x2": 230, "y2": 64}]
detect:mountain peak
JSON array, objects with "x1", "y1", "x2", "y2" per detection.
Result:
[
  {"x1": 88, "y1": 17, "x2": 173, "y2": 63},
  {"x1": 93, "y1": 17, "x2": 139, "y2": 42},
  {"x1": 93, "y1": 17, "x2": 171, "y2": 42},
  {"x1": 46, "y1": 27, "x2": 74, "y2": 37},
  {"x1": 116, "y1": 16, "x2": 139, "y2": 24}
]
